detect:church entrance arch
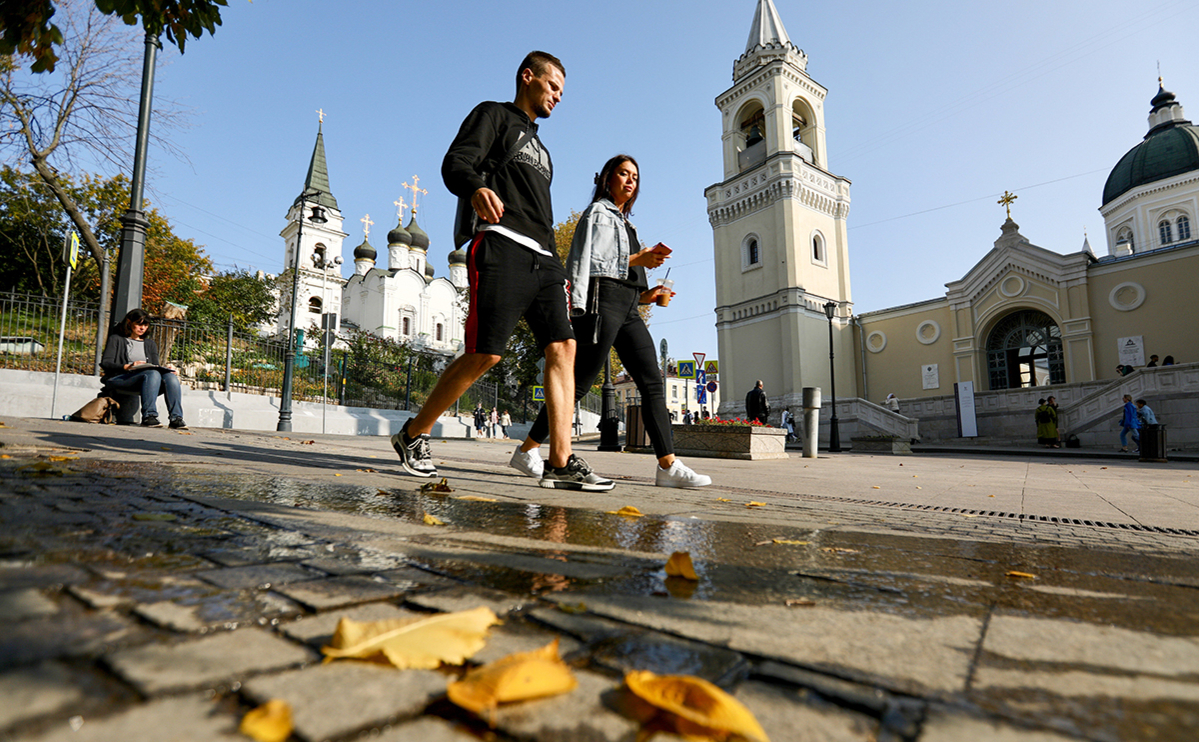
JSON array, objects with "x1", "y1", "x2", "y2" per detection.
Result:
[{"x1": 985, "y1": 310, "x2": 1065, "y2": 390}]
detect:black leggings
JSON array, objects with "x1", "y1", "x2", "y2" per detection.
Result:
[{"x1": 528, "y1": 280, "x2": 673, "y2": 458}]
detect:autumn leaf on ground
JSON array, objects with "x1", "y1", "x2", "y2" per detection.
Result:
[
  {"x1": 820, "y1": 547, "x2": 859, "y2": 554},
  {"x1": 334, "y1": 473, "x2": 343, "y2": 477},
  {"x1": 423, "y1": 512, "x2": 445, "y2": 526},
  {"x1": 48, "y1": 456, "x2": 76, "y2": 462},
  {"x1": 772, "y1": 539, "x2": 809, "y2": 546},
  {"x1": 786, "y1": 598, "x2": 816, "y2": 607},
  {"x1": 300, "y1": 440, "x2": 315, "y2": 445},
  {"x1": 607, "y1": 505, "x2": 644, "y2": 517},
  {"x1": 447, "y1": 638, "x2": 577, "y2": 725},
  {"x1": 745, "y1": 501, "x2": 766, "y2": 508},
  {"x1": 872, "y1": 485, "x2": 881, "y2": 489},
  {"x1": 715, "y1": 497, "x2": 732, "y2": 503},
  {"x1": 239, "y1": 699, "x2": 293, "y2": 742},
  {"x1": 622, "y1": 670, "x2": 770, "y2": 742},
  {"x1": 356, "y1": 468, "x2": 378, "y2": 473},
  {"x1": 456, "y1": 495, "x2": 497, "y2": 502},
  {"x1": 665, "y1": 551, "x2": 698, "y2": 581},
  {"x1": 1005, "y1": 570, "x2": 1037, "y2": 579},
  {"x1": 322, "y1": 606, "x2": 500, "y2": 669},
  {"x1": 17, "y1": 460, "x2": 66, "y2": 476},
  {"x1": 421, "y1": 477, "x2": 454, "y2": 493},
  {"x1": 557, "y1": 601, "x2": 587, "y2": 614}
]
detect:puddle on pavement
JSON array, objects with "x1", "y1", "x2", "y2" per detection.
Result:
[{"x1": 134, "y1": 467, "x2": 1199, "y2": 640}]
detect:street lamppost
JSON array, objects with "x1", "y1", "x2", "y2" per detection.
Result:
[
  {"x1": 823, "y1": 300, "x2": 841, "y2": 452},
  {"x1": 313, "y1": 252, "x2": 342, "y2": 434},
  {"x1": 277, "y1": 191, "x2": 327, "y2": 432}
]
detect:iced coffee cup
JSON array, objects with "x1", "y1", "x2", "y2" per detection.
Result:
[{"x1": 656, "y1": 278, "x2": 674, "y2": 307}]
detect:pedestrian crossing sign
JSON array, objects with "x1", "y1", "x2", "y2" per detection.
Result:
[
  {"x1": 678, "y1": 360, "x2": 696, "y2": 379},
  {"x1": 532, "y1": 386, "x2": 545, "y2": 402}
]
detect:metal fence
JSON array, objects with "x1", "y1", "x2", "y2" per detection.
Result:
[{"x1": 0, "y1": 290, "x2": 597, "y2": 419}]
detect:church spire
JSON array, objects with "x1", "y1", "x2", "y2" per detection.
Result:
[
  {"x1": 745, "y1": 0, "x2": 791, "y2": 52},
  {"x1": 296, "y1": 122, "x2": 340, "y2": 212}
]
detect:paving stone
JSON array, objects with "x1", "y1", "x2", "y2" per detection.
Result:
[
  {"x1": 920, "y1": 708, "x2": 1082, "y2": 741},
  {"x1": 984, "y1": 614, "x2": 1199, "y2": 676},
  {"x1": 734, "y1": 679, "x2": 879, "y2": 741},
  {"x1": 0, "y1": 588, "x2": 60, "y2": 621},
  {"x1": 132, "y1": 590, "x2": 303, "y2": 633},
  {"x1": 545, "y1": 594, "x2": 982, "y2": 696},
  {"x1": 15, "y1": 693, "x2": 242, "y2": 742},
  {"x1": 278, "y1": 602, "x2": 418, "y2": 648},
  {"x1": 105, "y1": 627, "x2": 315, "y2": 696},
  {"x1": 0, "y1": 662, "x2": 86, "y2": 730},
  {"x1": 528, "y1": 606, "x2": 638, "y2": 642},
  {"x1": 0, "y1": 608, "x2": 137, "y2": 667},
  {"x1": 300, "y1": 549, "x2": 410, "y2": 575},
  {"x1": 273, "y1": 575, "x2": 408, "y2": 612},
  {"x1": 241, "y1": 661, "x2": 445, "y2": 741},
  {"x1": 372, "y1": 565, "x2": 459, "y2": 590},
  {"x1": 490, "y1": 668, "x2": 638, "y2": 741},
  {"x1": 405, "y1": 544, "x2": 630, "y2": 580},
  {"x1": 193, "y1": 562, "x2": 325, "y2": 590},
  {"x1": 405, "y1": 586, "x2": 531, "y2": 617},
  {"x1": 66, "y1": 575, "x2": 218, "y2": 610},
  {"x1": 973, "y1": 667, "x2": 1199, "y2": 702},
  {"x1": 0, "y1": 564, "x2": 91, "y2": 591},
  {"x1": 372, "y1": 717, "x2": 479, "y2": 742}
]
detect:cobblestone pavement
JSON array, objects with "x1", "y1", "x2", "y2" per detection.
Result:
[{"x1": 2, "y1": 417, "x2": 1198, "y2": 742}]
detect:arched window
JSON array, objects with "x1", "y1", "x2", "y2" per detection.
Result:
[
  {"x1": 435, "y1": 323, "x2": 443, "y2": 342},
  {"x1": 791, "y1": 98, "x2": 817, "y2": 163},
  {"x1": 1178, "y1": 215, "x2": 1191, "y2": 241},
  {"x1": 401, "y1": 317, "x2": 410, "y2": 336},
  {"x1": 736, "y1": 101, "x2": 767, "y2": 171},
  {"x1": 1116, "y1": 227, "x2": 1134, "y2": 253},
  {"x1": 985, "y1": 310, "x2": 1065, "y2": 390},
  {"x1": 308, "y1": 297, "x2": 322, "y2": 314},
  {"x1": 313, "y1": 243, "x2": 327, "y2": 265},
  {"x1": 1159, "y1": 220, "x2": 1173, "y2": 245},
  {"x1": 812, "y1": 233, "x2": 825, "y2": 265}
]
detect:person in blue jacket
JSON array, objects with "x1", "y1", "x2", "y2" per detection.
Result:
[{"x1": 1118, "y1": 394, "x2": 1140, "y2": 452}]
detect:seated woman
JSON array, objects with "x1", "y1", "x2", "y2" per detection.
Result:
[{"x1": 100, "y1": 309, "x2": 187, "y2": 429}]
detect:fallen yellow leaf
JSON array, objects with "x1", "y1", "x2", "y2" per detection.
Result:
[
  {"x1": 423, "y1": 512, "x2": 445, "y2": 526},
  {"x1": 421, "y1": 477, "x2": 454, "y2": 493},
  {"x1": 772, "y1": 539, "x2": 809, "y2": 545},
  {"x1": 48, "y1": 456, "x2": 76, "y2": 462},
  {"x1": 160, "y1": 447, "x2": 171, "y2": 451},
  {"x1": 322, "y1": 607, "x2": 499, "y2": 669},
  {"x1": 334, "y1": 473, "x2": 343, "y2": 476},
  {"x1": 872, "y1": 485, "x2": 881, "y2": 489},
  {"x1": 239, "y1": 699, "x2": 293, "y2": 742},
  {"x1": 1005, "y1": 571, "x2": 1037, "y2": 579},
  {"x1": 356, "y1": 468, "x2": 378, "y2": 473},
  {"x1": 665, "y1": 551, "x2": 698, "y2": 581},
  {"x1": 745, "y1": 501, "x2": 766, "y2": 508},
  {"x1": 715, "y1": 497, "x2": 732, "y2": 502},
  {"x1": 17, "y1": 461, "x2": 65, "y2": 476},
  {"x1": 623, "y1": 670, "x2": 769, "y2": 742},
  {"x1": 607, "y1": 506, "x2": 644, "y2": 517},
  {"x1": 447, "y1": 638, "x2": 577, "y2": 725},
  {"x1": 455, "y1": 495, "x2": 497, "y2": 502},
  {"x1": 785, "y1": 598, "x2": 816, "y2": 607},
  {"x1": 557, "y1": 601, "x2": 587, "y2": 614},
  {"x1": 820, "y1": 547, "x2": 859, "y2": 554}
]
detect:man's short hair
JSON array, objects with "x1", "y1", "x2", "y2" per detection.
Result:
[
  {"x1": 755, "y1": 380, "x2": 763, "y2": 387},
  {"x1": 515, "y1": 51, "x2": 565, "y2": 95},
  {"x1": 1136, "y1": 398, "x2": 1147, "y2": 406}
]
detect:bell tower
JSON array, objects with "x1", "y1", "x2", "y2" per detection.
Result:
[{"x1": 705, "y1": 0, "x2": 853, "y2": 416}]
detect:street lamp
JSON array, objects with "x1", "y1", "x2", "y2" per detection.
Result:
[
  {"x1": 277, "y1": 191, "x2": 327, "y2": 432},
  {"x1": 313, "y1": 252, "x2": 342, "y2": 434},
  {"x1": 823, "y1": 300, "x2": 841, "y2": 452}
]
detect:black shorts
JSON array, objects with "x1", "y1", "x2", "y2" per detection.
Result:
[{"x1": 465, "y1": 231, "x2": 574, "y2": 356}]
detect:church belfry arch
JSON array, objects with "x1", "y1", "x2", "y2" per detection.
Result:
[{"x1": 984, "y1": 309, "x2": 1065, "y2": 390}]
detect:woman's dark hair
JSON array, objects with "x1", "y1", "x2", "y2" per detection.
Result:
[
  {"x1": 592, "y1": 154, "x2": 640, "y2": 215},
  {"x1": 118, "y1": 308, "x2": 152, "y2": 337}
]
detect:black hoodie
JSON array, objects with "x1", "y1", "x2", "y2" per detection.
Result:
[{"x1": 442, "y1": 101, "x2": 556, "y2": 255}]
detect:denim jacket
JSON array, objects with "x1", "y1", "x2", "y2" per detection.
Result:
[{"x1": 566, "y1": 199, "x2": 639, "y2": 316}]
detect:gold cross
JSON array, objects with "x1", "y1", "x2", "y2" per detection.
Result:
[
  {"x1": 316, "y1": 108, "x2": 326, "y2": 124},
  {"x1": 403, "y1": 177, "x2": 428, "y2": 215},
  {"x1": 393, "y1": 196, "x2": 408, "y2": 222},
  {"x1": 998, "y1": 190, "x2": 1017, "y2": 218},
  {"x1": 360, "y1": 213, "x2": 374, "y2": 240}
]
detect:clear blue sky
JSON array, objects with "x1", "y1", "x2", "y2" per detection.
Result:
[{"x1": 142, "y1": 0, "x2": 1199, "y2": 365}]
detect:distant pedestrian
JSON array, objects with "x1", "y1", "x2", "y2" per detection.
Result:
[
  {"x1": 490, "y1": 407, "x2": 499, "y2": 438},
  {"x1": 500, "y1": 409, "x2": 511, "y2": 438},
  {"x1": 1035, "y1": 398, "x2": 1058, "y2": 448},
  {"x1": 473, "y1": 403, "x2": 486, "y2": 438},
  {"x1": 884, "y1": 393, "x2": 900, "y2": 412},
  {"x1": 780, "y1": 407, "x2": 796, "y2": 442},
  {"x1": 1047, "y1": 395, "x2": 1062, "y2": 447},
  {"x1": 1163, "y1": 355, "x2": 1176, "y2": 366},
  {"x1": 1135, "y1": 399, "x2": 1158, "y2": 426},
  {"x1": 1116, "y1": 364, "x2": 1135, "y2": 377},
  {"x1": 1146, "y1": 354, "x2": 1160, "y2": 367},
  {"x1": 1118, "y1": 394, "x2": 1140, "y2": 453},
  {"x1": 682, "y1": 409, "x2": 693, "y2": 425},
  {"x1": 745, "y1": 380, "x2": 769, "y2": 425}
]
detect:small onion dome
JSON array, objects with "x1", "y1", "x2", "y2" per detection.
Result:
[
  {"x1": 387, "y1": 219, "x2": 412, "y2": 246},
  {"x1": 353, "y1": 239, "x2": 376, "y2": 261},
  {"x1": 406, "y1": 217, "x2": 430, "y2": 251},
  {"x1": 425, "y1": 261, "x2": 435, "y2": 279},
  {"x1": 448, "y1": 247, "x2": 467, "y2": 266}
]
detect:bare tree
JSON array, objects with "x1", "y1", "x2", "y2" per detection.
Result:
[{"x1": 0, "y1": 0, "x2": 185, "y2": 268}]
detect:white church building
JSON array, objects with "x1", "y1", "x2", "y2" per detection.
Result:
[{"x1": 275, "y1": 124, "x2": 468, "y2": 354}]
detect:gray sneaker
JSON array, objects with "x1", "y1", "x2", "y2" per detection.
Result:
[
  {"x1": 391, "y1": 421, "x2": 437, "y2": 478},
  {"x1": 539, "y1": 454, "x2": 614, "y2": 491}
]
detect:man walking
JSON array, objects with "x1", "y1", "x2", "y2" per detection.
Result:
[
  {"x1": 745, "y1": 380, "x2": 769, "y2": 425},
  {"x1": 391, "y1": 51, "x2": 613, "y2": 492}
]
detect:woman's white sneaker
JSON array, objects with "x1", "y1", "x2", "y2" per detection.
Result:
[
  {"x1": 656, "y1": 459, "x2": 712, "y2": 488},
  {"x1": 508, "y1": 446, "x2": 544, "y2": 479}
]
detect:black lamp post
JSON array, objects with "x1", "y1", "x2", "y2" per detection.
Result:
[
  {"x1": 823, "y1": 300, "x2": 841, "y2": 452},
  {"x1": 277, "y1": 191, "x2": 327, "y2": 432}
]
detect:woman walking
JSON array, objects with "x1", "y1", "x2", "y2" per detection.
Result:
[{"x1": 509, "y1": 155, "x2": 710, "y2": 487}]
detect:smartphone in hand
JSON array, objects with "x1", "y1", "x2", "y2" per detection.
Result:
[{"x1": 650, "y1": 242, "x2": 673, "y2": 256}]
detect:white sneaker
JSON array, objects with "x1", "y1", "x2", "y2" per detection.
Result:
[
  {"x1": 656, "y1": 459, "x2": 712, "y2": 488},
  {"x1": 508, "y1": 446, "x2": 544, "y2": 479}
]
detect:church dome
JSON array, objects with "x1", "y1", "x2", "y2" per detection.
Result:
[
  {"x1": 353, "y1": 239, "x2": 376, "y2": 261},
  {"x1": 448, "y1": 247, "x2": 467, "y2": 266},
  {"x1": 387, "y1": 219, "x2": 412, "y2": 246},
  {"x1": 1103, "y1": 86, "x2": 1199, "y2": 205},
  {"x1": 425, "y1": 261, "x2": 435, "y2": 279},
  {"x1": 406, "y1": 217, "x2": 430, "y2": 251}
]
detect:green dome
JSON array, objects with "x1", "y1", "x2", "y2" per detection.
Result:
[{"x1": 1103, "y1": 123, "x2": 1199, "y2": 205}]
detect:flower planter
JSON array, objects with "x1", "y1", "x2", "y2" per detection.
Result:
[
  {"x1": 671, "y1": 424, "x2": 788, "y2": 460},
  {"x1": 850, "y1": 437, "x2": 912, "y2": 455}
]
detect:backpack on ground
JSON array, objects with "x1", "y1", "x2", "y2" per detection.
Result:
[{"x1": 70, "y1": 396, "x2": 119, "y2": 424}]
